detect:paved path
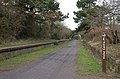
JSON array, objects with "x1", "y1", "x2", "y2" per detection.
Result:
[{"x1": 0, "y1": 40, "x2": 79, "y2": 79}]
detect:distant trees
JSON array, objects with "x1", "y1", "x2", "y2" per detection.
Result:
[
  {"x1": 51, "y1": 22, "x2": 71, "y2": 39},
  {"x1": 0, "y1": 0, "x2": 71, "y2": 43}
]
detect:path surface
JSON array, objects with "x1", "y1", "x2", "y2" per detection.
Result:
[{"x1": 0, "y1": 40, "x2": 79, "y2": 79}]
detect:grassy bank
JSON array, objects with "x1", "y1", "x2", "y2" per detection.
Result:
[
  {"x1": 0, "y1": 39, "x2": 55, "y2": 47},
  {"x1": 0, "y1": 41, "x2": 70, "y2": 69},
  {"x1": 76, "y1": 43, "x2": 101, "y2": 75}
]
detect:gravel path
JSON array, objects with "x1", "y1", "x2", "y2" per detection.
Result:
[
  {"x1": 0, "y1": 40, "x2": 79, "y2": 79},
  {"x1": 0, "y1": 40, "x2": 115, "y2": 79}
]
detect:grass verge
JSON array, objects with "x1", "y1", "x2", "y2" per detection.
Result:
[
  {"x1": 0, "y1": 41, "x2": 70, "y2": 69},
  {"x1": 76, "y1": 43, "x2": 101, "y2": 75},
  {"x1": 0, "y1": 39, "x2": 55, "y2": 47}
]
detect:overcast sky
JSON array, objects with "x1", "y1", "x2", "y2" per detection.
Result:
[
  {"x1": 57, "y1": 0, "x2": 78, "y2": 30},
  {"x1": 57, "y1": 0, "x2": 106, "y2": 30}
]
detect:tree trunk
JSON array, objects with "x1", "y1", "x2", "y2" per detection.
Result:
[
  {"x1": 111, "y1": 31, "x2": 117, "y2": 44},
  {"x1": 115, "y1": 30, "x2": 120, "y2": 43},
  {"x1": 111, "y1": 30, "x2": 119, "y2": 44},
  {"x1": 106, "y1": 34, "x2": 112, "y2": 44}
]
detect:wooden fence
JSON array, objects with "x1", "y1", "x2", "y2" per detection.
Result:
[{"x1": 83, "y1": 41, "x2": 120, "y2": 73}]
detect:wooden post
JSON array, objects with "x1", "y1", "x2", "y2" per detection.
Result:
[{"x1": 102, "y1": 33, "x2": 106, "y2": 73}]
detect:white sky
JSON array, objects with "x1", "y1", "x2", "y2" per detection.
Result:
[
  {"x1": 57, "y1": 0, "x2": 78, "y2": 30},
  {"x1": 57, "y1": 0, "x2": 106, "y2": 30}
]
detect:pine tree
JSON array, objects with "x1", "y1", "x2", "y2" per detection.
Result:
[{"x1": 74, "y1": 0, "x2": 97, "y2": 31}]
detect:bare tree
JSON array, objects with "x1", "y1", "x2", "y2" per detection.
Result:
[{"x1": 98, "y1": 0, "x2": 120, "y2": 44}]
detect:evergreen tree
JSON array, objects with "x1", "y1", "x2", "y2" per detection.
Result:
[{"x1": 74, "y1": 0, "x2": 97, "y2": 31}]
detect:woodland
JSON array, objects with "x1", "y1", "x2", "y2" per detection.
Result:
[{"x1": 0, "y1": 0, "x2": 71, "y2": 44}]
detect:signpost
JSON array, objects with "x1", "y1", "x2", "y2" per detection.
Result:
[{"x1": 102, "y1": 33, "x2": 106, "y2": 73}]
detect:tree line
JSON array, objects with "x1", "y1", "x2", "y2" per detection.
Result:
[
  {"x1": 0, "y1": 0, "x2": 71, "y2": 43},
  {"x1": 74, "y1": 0, "x2": 120, "y2": 44}
]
